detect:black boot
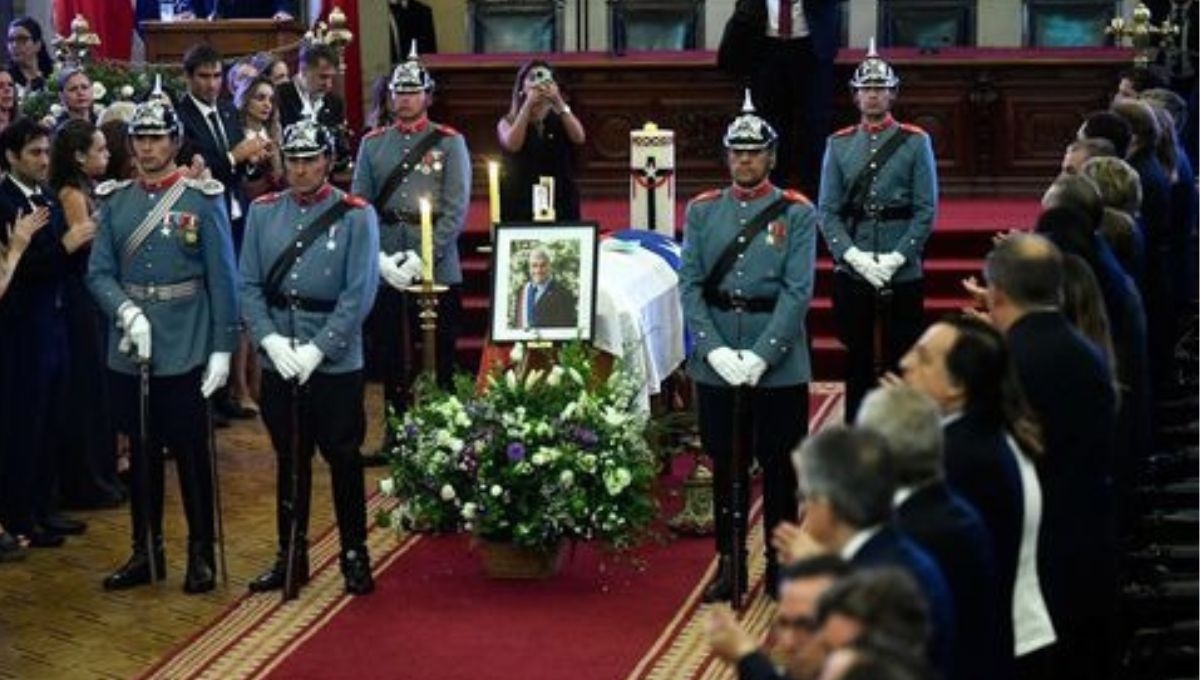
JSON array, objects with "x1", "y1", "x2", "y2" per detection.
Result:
[
  {"x1": 702, "y1": 554, "x2": 748, "y2": 603},
  {"x1": 183, "y1": 541, "x2": 216, "y2": 594},
  {"x1": 340, "y1": 547, "x2": 374, "y2": 595},
  {"x1": 103, "y1": 543, "x2": 166, "y2": 590},
  {"x1": 248, "y1": 544, "x2": 309, "y2": 593}
]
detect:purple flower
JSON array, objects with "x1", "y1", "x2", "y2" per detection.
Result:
[
  {"x1": 405, "y1": 423, "x2": 418, "y2": 439},
  {"x1": 575, "y1": 427, "x2": 599, "y2": 448},
  {"x1": 506, "y1": 442, "x2": 526, "y2": 462}
]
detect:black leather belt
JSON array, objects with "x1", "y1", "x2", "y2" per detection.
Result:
[
  {"x1": 840, "y1": 205, "x2": 914, "y2": 221},
  {"x1": 380, "y1": 209, "x2": 442, "y2": 225},
  {"x1": 267, "y1": 293, "x2": 337, "y2": 313},
  {"x1": 704, "y1": 290, "x2": 777, "y2": 313}
]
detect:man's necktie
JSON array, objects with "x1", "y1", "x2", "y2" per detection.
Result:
[
  {"x1": 526, "y1": 284, "x2": 537, "y2": 326},
  {"x1": 779, "y1": 0, "x2": 793, "y2": 38},
  {"x1": 207, "y1": 110, "x2": 229, "y2": 151}
]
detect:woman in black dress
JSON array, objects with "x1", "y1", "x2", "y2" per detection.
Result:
[{"x1": 497, "y1": 60, "x2": 587, "y2": 221}]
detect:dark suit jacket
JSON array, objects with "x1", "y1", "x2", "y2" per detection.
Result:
[
  {"x1": 0, "y1": 178, "x2": 71, "y2": 326},
  {"x1": 1007, "y1": 311, "x2": 1116, "y2": 629},
  {"x1": 175, "y1": 93, "x2": 247, "y2": 215},
  {"x1": 515, "y1": 278, "x2": 577, "y2": 329},
  {"x1": 943, "y1": 409, "x2": 1022, "y2": 668},
  {"x1": 389, "y1": 0, "x2": 437, "y2": 62},
  {"x1": 724, "y1": 0, "x2": 844, "y2": 63},
  {"x1": 852, "y1": 524, "x2": 956, "y2": 680},
  {"x1": 896, "y1": 482, "x2": 1004, "y2": 680}
]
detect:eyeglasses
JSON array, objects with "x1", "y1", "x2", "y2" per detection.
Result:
[{"x1": 774, "y1": 614, "x2": 818, "y2": 632}]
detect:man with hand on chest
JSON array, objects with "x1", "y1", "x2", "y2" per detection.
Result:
[
  {"x1": 239, "y1": 117, "x2": 380, "y2": 597},
  {"x1": 86, "y1": 100, "x2": 239, "y2": 594}
]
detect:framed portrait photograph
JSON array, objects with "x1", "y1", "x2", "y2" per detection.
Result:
[{"x1": 490, "y1": 222, "x2": 599, "y2": 343}]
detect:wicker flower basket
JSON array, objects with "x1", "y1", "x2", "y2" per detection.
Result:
[{"x1": 478, "y1": 540, "x2": 565, "y2": 580}]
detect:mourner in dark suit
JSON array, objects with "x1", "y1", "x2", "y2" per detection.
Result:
[
  {"x1": 0, "y1": 119, "x2": 89, "y2": 547},
  {"x1": 276, "y1": 43, "x2": 349, "y2": 172},
  {"x1": 718, "y1": 0, "x2": 846, "y2": 194},
  {"x1": 389, "y1": 0, "x2": 437, "y2": 63},
  {"x1": 857, "y1": 385, "x2": 1004, "y2": 680},
  {"x1": 984, "y1": 233, "x2": 1117, "y2": 680},
  {"x1": 793, "y1": 426, "x2": 955, "y2": 679},
  {"x1": 897, "y1": 315, "x2": 1057, "y2": 672},
  {"x1": 513, "y1": 246, "x2": 577, "y2": 329}
]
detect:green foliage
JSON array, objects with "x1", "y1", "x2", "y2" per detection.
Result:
[{"x1": 380, "y1": 342, "x2": 659, "y2": 552}]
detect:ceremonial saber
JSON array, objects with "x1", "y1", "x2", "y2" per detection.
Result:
[
  {"x1": 138, "y1": 359, "x2": 160, "y2": 586},
  {"x1": 730, "y1": 310, "x2": 747, "y2": 611},
  {"x1": 207, "y1": 404, "x2": 229, "y2": 585},
  {"x1": 283, "y1": 299, "x2": 302, "y2": 602}
]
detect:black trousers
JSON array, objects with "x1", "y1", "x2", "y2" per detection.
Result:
[
  {"x1": 110, "y1": 367, "x2": 213, "y2": 546},
  {"x1": 259, "y1": 369, "x2": 367, "y2": 554},
  {"x1": 751, "y1": 36, "x2": 833, "y2": 196},
  {"x1": 696, "y1": 382, "x2": 809, "y2": 563},
  {"x1": 367, "y1": 283, "x2": 462, "y2": 430},
  {"x1": 832, "y1": 272, "x2": 925, "y2": 423}
]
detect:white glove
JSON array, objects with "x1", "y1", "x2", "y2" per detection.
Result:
[
  {"x1": 844, "y1": 248, "x2": 888, "y2": 289},
  {"x1": 262, "y1": 333, "x2": 302, "y2": 379},
  {"x1": 294, "y1": 343, "x2": 324, "y2": 385},
  {"x1": 740, "y1": 351, "x2": 768, "y2": 386},
  {"x1": 707, "y1": 347, "x2": 749, "y2": 386},
  {"x1": 119, "y1": 303, "x2": 152, "y2": 360},
  {"x1": 378, "y1": 251, "x2": 415, "y2": 291},
  {"x1": 200, "y1": 352, "x2": 231, "y2": 398},
  {"x1": 877, "y1": 251, "x2": 906, "y2": 281},
  {"x1": 398, "y1": 250, "x2": 423, "y2": 282}
]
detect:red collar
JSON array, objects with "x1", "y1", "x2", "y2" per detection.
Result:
[
  {"x1": 139, "y1": 169, "x2": 184, "y2": 193},
  {"x1": 860, "y1": 115, "x2": 896, "y2": 134},
  {"x1": 292, "y1": 183, "x2": 333, "y2": 207},
  {"x1": 395, "y1": 116, "x2": 430, "y2": 134},
  {"x1": 730, "y1": 180, "x2": 774, "y2": 201}
]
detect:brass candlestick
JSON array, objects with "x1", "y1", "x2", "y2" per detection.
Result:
[
  {"x1": 1107, "y1": 2, "x2": 1179, "y2": 68},
  {"x1": 405, "y1": 281, "x2": 449, "y2": 381},
  {"x1": 306, "y1": 5, "x2": 355, "y2": 73},
  {"x1": 54, "y1": 14, "x2": 101, "y2": 66}
]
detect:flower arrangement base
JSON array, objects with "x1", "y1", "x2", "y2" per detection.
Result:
[{"x1": 479, "y1": 540, "x2": 564, "y2": 580}]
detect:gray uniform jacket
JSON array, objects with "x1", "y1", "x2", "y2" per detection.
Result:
[
  {"x1": 86, "y1": 173, "x2": 239, "y2": 376},
  {"x1": 679, "y1": 184, "x2": 818, "y2": 387},
  {"x1": 351, "y1": 118, "x2": 471, "y2": 285},
  {"x1": 817, "y1": 117, "x2": 938, "y2": 283},
  {"x1": 238, "y1": 185, "x2": 380, "y2": 374}
]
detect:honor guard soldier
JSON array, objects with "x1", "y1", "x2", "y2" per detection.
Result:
[
  {"x1": 352, "y1": 44, "x2": 471, "y2": 455},
  {"x1": 679, "y1": 91, "x2": 817, "y2": 604},
  {"x1": 86, "y1": 100, "x2": 239, "y2": 593},
  {"x1": 817, "y1": 40, "x2": 937, "y2": 423},
  {"x1": 240, "y1": 118, "x2": 381, "y2": 596}
]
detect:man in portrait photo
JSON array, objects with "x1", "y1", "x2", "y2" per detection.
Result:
[{"x1": 512, "y1": 245, "x2": 578, "y2": 329}]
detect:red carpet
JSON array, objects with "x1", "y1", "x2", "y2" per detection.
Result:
[{"x1": 142, "y1": 387, "x2": 843, "y2": 680}]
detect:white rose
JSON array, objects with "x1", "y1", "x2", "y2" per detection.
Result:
[
  {"x1": 120, "y1": 84, "x2": 135, "y2": 99},
  {"x1": 560, "y1": 470, "x2": 574, "y2": 487},
  {"x1": 440, "y1": 484, "x2": 457, "y2": 501},
  {"x1": 462, "y1": 502, "x2": 477, "y2": 519},
  {"x1": 531, "y1": 451, "x2": 548, "y2": 466},
  {"x1": 490, "y1": 484, "x2": 503, "y2": 497},
  {"x1": 91, "y1": 81, "x2": 107, "y2": 101},
  {"x1": 49, "y1": 103, "x2": 64, "y2": 117},
  {"x1": 510, "y1": 342, "x2": 525, "y2": 363},
  {"x1": 378, "y1": 477, "x2": 396, "y2": 497}
]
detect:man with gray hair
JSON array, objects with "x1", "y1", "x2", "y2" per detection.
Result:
[
  {"x1": 793, "y1": 426, "x2": 954, "y2": 679},
  {"x1": 983, "y1": 233, "x2": 1117, "y2": 680},
  {"x1": 857, "y1": 385, "x2": 1002, "y2": 680},
  {"x1": 514, "y1": 245, "x2": 577, "y2": 329}
]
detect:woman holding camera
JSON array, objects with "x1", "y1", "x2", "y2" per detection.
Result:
[{"x1": 497, "y1": 60, "x2": 586, "y2": 222}]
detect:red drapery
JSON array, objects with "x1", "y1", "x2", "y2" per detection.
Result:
[{"x1": 52, "y1": 0, "x2": 135, "y2": 61}]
